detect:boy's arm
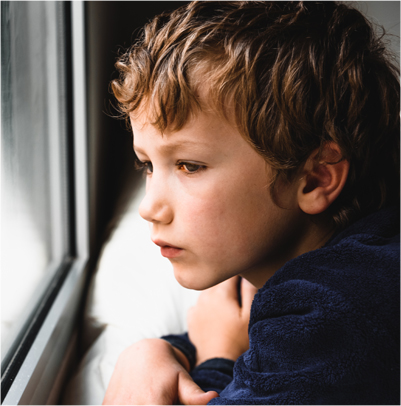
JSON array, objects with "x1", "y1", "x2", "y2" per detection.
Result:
[
  {"x1": 161, "y1": 332, "x2": 197, "y2": 371},
  {"x1": 184, "y1": 276, "x2": 258, "y2": 393},
  {"x1": 161, "y1": 333, "x2": 236, "y2": 394},
  {"x1": 102, "y1": 338, "x2": 219, "y2": 405},
  {"x1": 103, "y1": 276, "x2": 255, "y2": 405},
  {"x1": 187, "y1": 276, "x2": 257, "y2": 365}
]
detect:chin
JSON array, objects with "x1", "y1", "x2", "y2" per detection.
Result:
[{"x1": 173, "y1": 266, "x2": 216, "y2": 291}]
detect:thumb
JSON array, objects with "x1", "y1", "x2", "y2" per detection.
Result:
[{"x1": 177, "y1": 371, "x2": 219, "y2": 405}]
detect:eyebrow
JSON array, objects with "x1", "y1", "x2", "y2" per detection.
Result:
[{"x1": 133, "y1": 139, "x2": 209, "y2": 156}]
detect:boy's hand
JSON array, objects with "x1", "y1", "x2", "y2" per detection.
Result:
[
  {"x1": 102, "y1": 338, "x2": 219, "y2": 405},
  {"x1": 188, "y1": 276, "x2": 258, "y2": 366}
]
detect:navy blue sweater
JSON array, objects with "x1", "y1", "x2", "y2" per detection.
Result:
[{"x1": 163, "y1": 207, "x2": 400, "y2": 404}]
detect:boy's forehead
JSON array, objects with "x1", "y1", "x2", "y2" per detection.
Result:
[
  {"x1": 131, "y1": 107, "x2": 241, "y2": 156},
  {"x1": 131, "y1": 114, "x2": 214, "y2": 152}
]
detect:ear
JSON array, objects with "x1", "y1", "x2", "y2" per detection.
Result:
[{"x1": 297, "y1": 142, "x2": 349, "y2": 215}]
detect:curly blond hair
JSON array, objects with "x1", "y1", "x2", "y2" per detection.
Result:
[{"x1": 112, "y1": 1, "x2": 400, "y2": 228}]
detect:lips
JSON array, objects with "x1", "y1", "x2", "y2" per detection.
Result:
[{"x1": 152, "y1": 239, "x2": 183, "y2": 259}]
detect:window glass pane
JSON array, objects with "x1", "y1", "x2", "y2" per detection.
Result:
[{"x1": 1, "y1": 1, "x2": 69, "y2": 354}]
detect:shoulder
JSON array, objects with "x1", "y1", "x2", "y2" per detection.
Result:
[
  {"x1": 255, "y1": 206, "x2": 400, "y2": 321},
  {"x1": 217, "y1": 208, "x2": 400, "y2": 404},
  {"x1": 247, "y1": 206, "x2": 399, "y2": 379}
]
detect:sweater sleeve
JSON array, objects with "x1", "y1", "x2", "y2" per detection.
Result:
[
  {"x1": 207, "y1": 278, "x2": 399, "y2": 405},
  {"x1": 190, "y1": 358, "x2": 235, "y2": 394},
  {"x1": 161, "y1": 332, "x2": 197, "y2": 371},
  {"x1": 161, "y1": 333, "x2": 234, "y2": 393}
]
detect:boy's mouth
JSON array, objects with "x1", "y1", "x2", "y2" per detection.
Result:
[{"x1": 152, "y1": 239, "x2": 183, "y2": 259}]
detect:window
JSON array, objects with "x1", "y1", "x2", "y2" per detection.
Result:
[
  {"x1": 1, "y1": 2, "x2": 89, "y2": 404},
  {"x1": 1, "y1": 0, "x2": 71, "y2": 357}
]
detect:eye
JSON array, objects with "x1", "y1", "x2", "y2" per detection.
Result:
[
  {"x1": 135, "y1": 160, "x2": 153, "y2": 174},
  {"x1": 177, "y1": 162, "x2": 206, "y2": 174}
]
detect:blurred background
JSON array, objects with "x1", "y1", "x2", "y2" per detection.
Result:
[{"x1": 1, "y1": 1, "x2": 399, "y2": 404}]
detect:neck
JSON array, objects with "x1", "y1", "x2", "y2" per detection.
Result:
[{"x1": 242, "y1": 216, "x2": 337, "y2": 289}]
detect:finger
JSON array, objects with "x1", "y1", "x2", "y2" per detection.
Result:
[
  {"x1": 198, "y1": 391, "x2": 220, "y2": 405},
  {"x1": 218, "y1": 275, "x2": 241, "y2": 301},
  {"x1": 183, "y1": 391, "x2": 219, "y2": 405},
  {"x1": 177, "y1": 371, "x2": 219, "y2": 405},
  {"x1": 241, "y1": 277, "x2": 258, "y2": 310}
]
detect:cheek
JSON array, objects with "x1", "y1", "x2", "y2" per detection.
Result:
[
  {"x1": 178, "y1": 193, "x2": 227, "y2": 239},
  {"x1": 177, "y1": 179, "x2": 272, "y2": 253}
]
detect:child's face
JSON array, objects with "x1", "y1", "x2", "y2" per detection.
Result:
[{"x1": 132, "y1": 108, "x2": 306, "y2": 290}]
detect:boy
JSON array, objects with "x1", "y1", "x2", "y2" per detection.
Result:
[{"x1": 103, "y1": 1, "x2": 399, "y2": 404}]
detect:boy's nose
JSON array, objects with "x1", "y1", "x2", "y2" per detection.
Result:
[{"x1": 138, "y1": 178, "x2": 173, "y2": 224}]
